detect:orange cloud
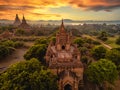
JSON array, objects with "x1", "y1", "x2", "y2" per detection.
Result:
[
  {"x1": 0, "y1": 0, "x2": 120, "y2": 11},
  {"x1": 0, "y1": 0, "x2": 120, "y2": 20}
]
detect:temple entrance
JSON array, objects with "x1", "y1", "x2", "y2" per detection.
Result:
[
  {"x1": 64, "y1": 84, "x2": 72, "y2": 90},
  {"x1": 62, "y1": 45, "x2": 65, "y2": 50}
]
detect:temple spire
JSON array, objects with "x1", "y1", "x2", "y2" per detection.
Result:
[
  {"x1": 18, "y1": 15, "x2": 31, "y2": 30},
  {"x1": 60, "y1": 19, "x2": 65, "y2": 33},
  {"x1": 13, "y1": 14, "x2": 21, "y2": 26},
  {"x1": 22, "y1": 15, "x2": 27, "y2": 24}
]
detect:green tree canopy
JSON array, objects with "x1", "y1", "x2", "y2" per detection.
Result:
[
  {"x1": 97, "y1": 31, "x2": 108, "y2": 41},
  {"x1": 86, "y1": 59, "x2": 118, "y2": 88},
  {"x1": 91, "y1": 46, "x2": 107, "y2": 60},
  {"x1": 0, "y1": 58, "x2": 58, "y2": 90},
  {"x1": 35, "y1": 38, "x2": 49, "y2": 45},
  {"x1": 106, "y1": 49, "x2": 120, "y2": 65},
  {"x1": 116, "y1": 36, "x2": 120, "y2": 45},
  {"x1": 73, "y1": 38, "x2": 84, "y2": 47},
  {"x1": 24, "y1": 44, "x2": 47, "y2": 63}
]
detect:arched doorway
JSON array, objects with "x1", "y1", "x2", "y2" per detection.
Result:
[
  {"x1": 62, "y1": 45, "x2": 65, "y2": 50},
  {"x1": 64, "y1": 84, "x2": 72, "y2": 90}
]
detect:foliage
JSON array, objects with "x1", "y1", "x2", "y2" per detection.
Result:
[
  {"x1": 15, "y1": 29, "x2": 25, "y2": 36},
  {"x1": 24, "y1": 44, "x2": 47, "y2": 63},
  {"x1": 0, "y1": 45, "x2": 9, "y2": 59},
  {"x1": 79, "y1": 47, "x2": 88, "y2": 55},
  {"x1": 97, "y1": 31, "x2": 108, "y2": 41},
  {"x1": 86, "y1": 59, "x2": 118, "y2": 86},
  {"x1": 0, "y1": 40, "x2": 24, "y2": 59},
  {"x1": 91, "y1": 46, "x2": 107, "y2": 60},
  {"x1": 92, "y1": 40, "x2": 100, "y2": 45},
  {"x1": 1, "y1": 40, "x2": 15, "y2": 47},
  {"x1": 0, "y1": 58, "x2": 58, "y2": 90},
  {"x1": 35, "y1": 38, "x2": 49, "y2": 45},
  {"x1": 116, "y1": 36, "x2": 120, "y2": 45},
  {"x1": 49, "y1": 37, "x2": 56, "y2": 43},
  {"x1": 14, "y1": 41, "x2": 24, "y2": 48},
  {"x1": 81, "y1": 55, "x2": 88, "y2": 64},
  {"x1": 106, "y1": 49, "x2": 120, "y2": 65},
  {"x1": 73, "y1": 38, "x2": 84, "y2": 47},
  {"x1": 0, "y1": 40, "x2": 24, "y2": 48}
]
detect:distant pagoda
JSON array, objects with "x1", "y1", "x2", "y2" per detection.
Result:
[
  {"x1": 18, "y1": 15, "x2": 31, "y2": 30},
  {"x1": 13, "y1": 14, "x2": 21, "y2": 26}
]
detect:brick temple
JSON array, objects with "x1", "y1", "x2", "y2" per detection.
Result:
[{"x1": 45, "y1": 20, "x2": 84, "y2": 90}]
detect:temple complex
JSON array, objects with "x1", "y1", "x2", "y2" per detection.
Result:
[
  {"x1": 45, "y1": 20, "x2": 84, "y2": 90},
  {"x1": 13, "y1": 14, "x2": 31, "y2": 31}
]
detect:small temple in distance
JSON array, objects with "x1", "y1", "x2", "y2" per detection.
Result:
[
  {"x1": 13, "y1": 14, "x2": 31, "y2": 31},
  {"x1": 13, "y1": 14, "x2": 21, "y2": 27},
  {"x1": 18, "y1": 15, "x2": 31, "y2": 30},
  {"x1": 45, "y1": 20, "x2": 84, "y2": 90}
]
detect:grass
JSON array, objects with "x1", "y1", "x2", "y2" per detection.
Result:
[{"x1": 105, "y1": 36, "x2": 120, "y2": 48}]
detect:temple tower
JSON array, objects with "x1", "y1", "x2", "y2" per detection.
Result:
[
  {"x1": 46, "y1": 20, "x2": 84, "y2": 90},
  {"x1": 18, "y1": 15, "x2": 31, "y2": 30},
  {"x1": 13, "y1": 14, "x2": 21, "y2": 26}
]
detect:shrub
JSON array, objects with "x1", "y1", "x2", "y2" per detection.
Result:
[
  {"x1": 24, "y1": 44, "x2": 47, "y2": 63},
  {"x1": 0, "y1": 45, "x2": 9, "y2": 59},
  {"x1": 14, "y1": 41, "x2": 24, "y2": 48}
]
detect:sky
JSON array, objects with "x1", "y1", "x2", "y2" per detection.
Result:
[{"x1": 0, "y1": 0, "x2": 120, "y2": 20}]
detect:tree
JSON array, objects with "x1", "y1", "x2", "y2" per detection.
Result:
[
  {"x1": 85, "y1": 59, "x2": 118, "y2": 89},
  {"x1": 91, "y1": 46, "x2": 107, "y2": 60},
  {"x1": 116, "y1": 36, "x2": 120, "y2": 45},
  {"x1": 35, "y1": 38, "x2": 48, "y2": 45},
  {"x1": 24, "y1": 44, "x2": 47, "y2": 63},
  {"x1": 97, "y1": 31, "x2": 108, "y2": 41},
  {"x1": 73, "y1": 38, "x2": 84, "y2": 47},
  {"x1": 106, "y1": 49, "x2": 120, "y2": 65},
  {"x1": 0, "y1": 58, "x2": 58, "y2": 90}
]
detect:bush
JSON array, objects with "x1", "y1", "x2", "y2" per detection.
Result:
[
  {"x1": 1, "y1": 40, "x2": 14, "y2": 47},
  {"x1": 24, "y1": 44, "x2": 47, "y2": 63},
  {"x1": 14, "y1": 41, "x2": 24, "y2": 48},
  {"x1": 0, "y1": 40, "x2": 24, "y2": 59},
  {"x1": 35, "y1": 38, "x2": 49, "y2": 45},
  {"x1": 0, "y1": 45, "x2": 9, "y2": 59}
]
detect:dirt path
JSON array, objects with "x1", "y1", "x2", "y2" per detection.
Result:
[
  {"x1": 0, "y1": 41, "x2": 34, "y2": 73},
  {"x1": 0, "y1": 48, "x2": 28, "y2": 72},
  {"x1": 82, "y1": 35, "x2": 112, "y2": 49}
]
